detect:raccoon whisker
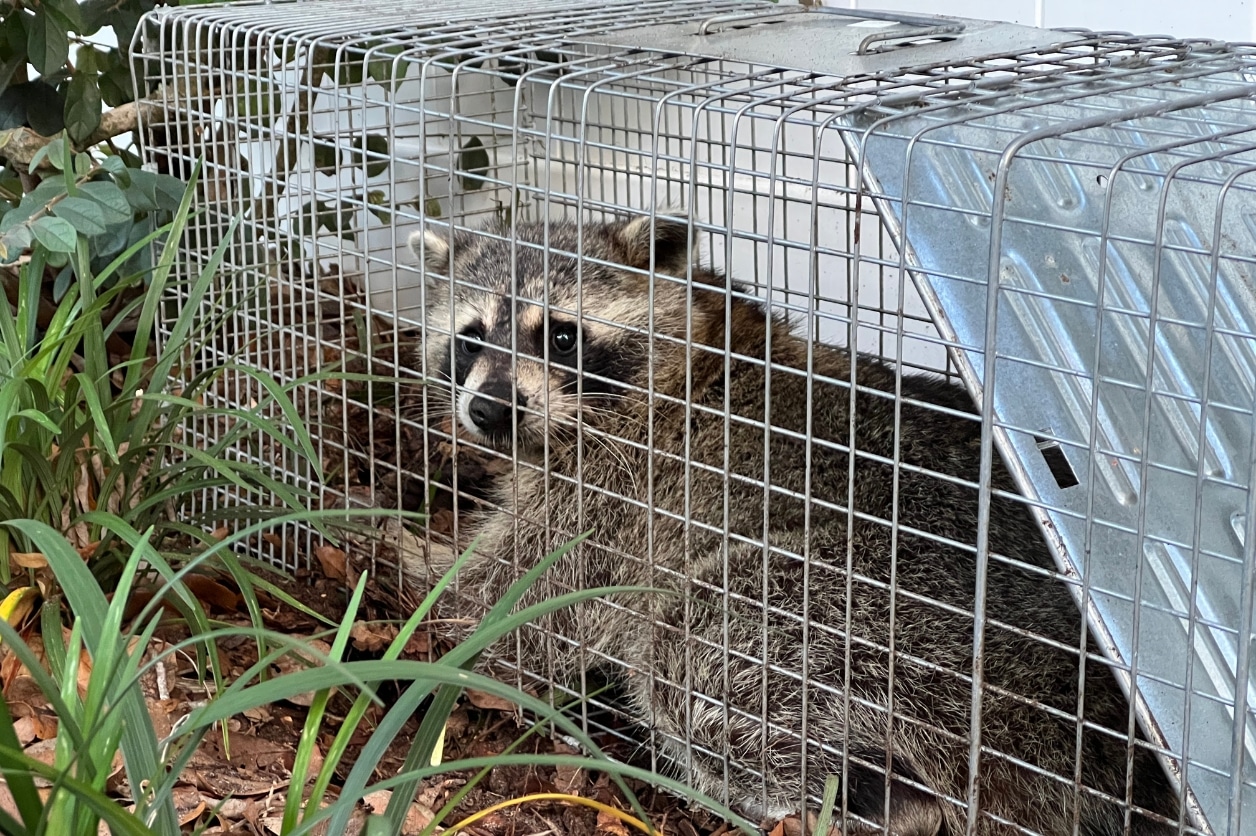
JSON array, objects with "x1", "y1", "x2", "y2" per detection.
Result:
[
  {"x1": 576, "y1": 430, "x2": 640, "y2": 490},
  {"x1": 574, "y1": 402, "x2": 650, "y2": 433}
]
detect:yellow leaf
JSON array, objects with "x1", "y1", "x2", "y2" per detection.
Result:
[
  {"x1": 0, "y1": 587, "x2": 40, "y2": 636},
  {"x1": 431, "y1": 722, "x2": 446, "y2": 767}
]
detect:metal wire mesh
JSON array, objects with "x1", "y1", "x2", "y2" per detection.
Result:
[{"x1": 134, "y1": 2, "x2": 1254, "y2": 833}]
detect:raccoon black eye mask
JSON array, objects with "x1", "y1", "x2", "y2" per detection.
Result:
[{"x1": 406, "y1": 215, "x2": 1179, "y2": 836}]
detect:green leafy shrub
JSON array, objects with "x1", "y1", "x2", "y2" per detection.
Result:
[{"x1": 0, "y1": 157, "x2": 323, "y2": 583}]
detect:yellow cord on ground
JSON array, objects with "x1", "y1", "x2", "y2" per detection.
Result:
[{"x1": 444, "y1": 792, "x2": 658, "y2": 835}]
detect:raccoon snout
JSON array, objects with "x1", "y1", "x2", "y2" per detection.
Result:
[{"x1": 466, "y1": 383, "x2": 528, "y2": 437}]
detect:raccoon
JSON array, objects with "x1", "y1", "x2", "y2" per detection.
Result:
[{"x1": 405, "y1": 214, "x2": 1180, "y2": 836}]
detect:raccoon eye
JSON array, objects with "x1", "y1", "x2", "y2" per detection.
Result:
[
  {"x1": 458, "y1": 327, "x2": 484, "y2": 355},
  {"x1": 549, "y1": 322, "x2": 579, "y2": 357}
]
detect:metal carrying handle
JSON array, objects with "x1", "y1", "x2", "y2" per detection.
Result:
[{"x1": 697, "y1": 6, "x2": 966, "y2": 55}]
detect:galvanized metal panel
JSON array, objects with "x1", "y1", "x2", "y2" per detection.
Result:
[{"x1": 848, "y1": 49, "x2": 1256, "y2": 833}]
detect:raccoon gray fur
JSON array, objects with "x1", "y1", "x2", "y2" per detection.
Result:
[{"x1": 405, "y1": 214, "x2": 1179, "y2": 836}]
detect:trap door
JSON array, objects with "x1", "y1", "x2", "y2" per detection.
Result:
[{"x1": 845, "y1": 45, "x2": 1256, "y2": 836}]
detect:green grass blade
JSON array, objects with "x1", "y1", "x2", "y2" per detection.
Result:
[
  {"x1": 0, "y1": 689, "x2": 45, "y2": 828},
  {"x1": 320, "y1": 579, "x2": 654, "y2": 836},
  {"x1": 69, "y1": 373, "x2": 118, "y2": 462},
  {"x1": 0, "y1": 742, "x2": 159, "y2": 836},
  {"x1": 303, "y1": 545, "x2": 475, "y2": 820},
  {"x1": 121, "y1": 162, "x2": 203, "y2": 396},
  {"x1": 5, "y1": 520, "x2": 107, "y2": 633},
  {"x1": 479, "y1": 532, "x2": 590, "y2": 628},
  {"x1": 281, "y1": 573, "x2": 368, "y2": 832},
  {"x1": 2, "y1": 519, "x2": 179, "y2": 833},
  {"x1": 72, "y1": 237, "x2": 108, "y2": 401},
  {"x1": 128, "y1": 235, "x2": 236, "y2": 449},
  {"x1": 292, "y1": 753, "x2": 759, "y2": 836}
]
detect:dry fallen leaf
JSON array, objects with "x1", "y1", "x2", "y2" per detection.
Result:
[
  {"x1": 552, "y1": 741, "x2": 585, "y2": 794},
  {"x1": 596, "y1": 808, "x2": 631, "y2": 836},
  {"x1": 174, "y1": 785, "x2": 206, "y2": 826},
  {"x1": 8, "y1": 552, "x2": 47, "y2": 570},
  {"x1": 350, "y1": 621, "x2": 397, "y2": 652},
  {"x1": 272, "y1": 639, "x2": 334, "y2": 707},
  {"x1": 183, "y1": 575, "x2": 241, "y2": 613},
  {"x1": 313, "y1": 546, "x2": 348, "y2": 583},
  {"x1": 11, "y1": 717, "x2": 37, "y2": 745},
  {"x1": 465, "y1": 688, "x2": 517, "y2": 712},
  {"x1": 404, "y1": 631, "x2": 431, "y2": 655}
]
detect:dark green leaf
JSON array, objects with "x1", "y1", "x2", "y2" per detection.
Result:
[
  {"x1": 52, "y1": 195, "x2": 107, "y2": 235},
  {"x1": 459, "y1": 135, "x2": 490, "y2": 192},
  {"x1": 153, "y1": 174, "x2": 186, "y2": 210},
  {"x1": 79, "y1": 0, "x2": 117, "y2": 36},
  {"x1": 94, "y1": 47, "x2": 134, "y2": 107},
  {"x1": 105, "y1": 7, "x2": 148, "y2": 57},
  {"x1": 0, "y1": 226, "x2": 32, "y2": 263},
  {"x1": 76, "y1": 46, "x2": 100, "y2": 74},
  {"x1": 0, "y1": 696, "x2": 41, "y2": 830},
  {"x1": 99, "y1": 155, "x2": 126, "y2": 175},
  {"x1": 79, "y1": 180, "x2": 131, "y2": 221},
  {"x1": 2, "y1": 11, "x2": 26, "y2": 56},
  {"x1": 0, "y1": 207, "x2": 23, "y2": 235},
  {"x1": 52, "y1": 263, "x2": 73, "y2": 301},
  {"x1": 122, "y1": 168, "x2": 160, "y2": 211},
  {"x1": 366, "y1": 57, "x2": 392, "y2": 86},
  {"x1": 28, "y1": 133, "x2": 68, "y2": 171},
  {"x1": 44, "y1": 0, "x2": 84, "y2": 33},
  {"x1": 64, "y1": 73, "x2": 102, "y2": 144},
  {"x1": 18, "y1": 176, "x2": 67, "y2": 210},
  {"x1": 365, "y1": 43, "x2": 406, "y2": 87},
  {"x1": 92, "y1": 219, "x2": 132, "y2": 258},
  {"x1": 0, "y1": 175, "x2": 21, "y2": 200},
  {"x1": 335, "y1": 59, "x2": 363, "y2": 87},
  {"x1": 30, "y1": 215, "x2": 77, "y2": 252},
  {"x1": 26, "y1": 7, "x2": 68, "y2": 76},
  {"x1": 27, "y1": 134, "x2": 66, "y2": 172},
  {"x1": 0, "y1": 81, "x2": 64, "y2": 135},
  {"x1": 352, "y1": 134, "x2": 389, "y2": 177},
  {"x1": 0, "y1": 88, "x2": 26, "y2": 131},
  {"x1": 311, "y1": 139, "x2": 339, "y2": 172},
  {"x1": 0, "y1": 53, "x2": 24, "y2": 95},
  {"x1": 98, "y1": 63, "x2": 134, "y2": 107},
  {"x1": 233, "y1": 79, "x2": 280, "y2": 120}
]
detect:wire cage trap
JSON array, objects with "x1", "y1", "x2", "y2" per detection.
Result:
[{"x1": 133, "y1": 2, "x2": 1256, "y2": 834}]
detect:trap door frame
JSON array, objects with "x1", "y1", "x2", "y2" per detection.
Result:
[{"x1": 842, "y1": 51, "x2": 1256, "y2": 836}]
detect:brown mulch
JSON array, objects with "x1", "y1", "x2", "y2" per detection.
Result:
[{"x1": 0, "y1": 549, "x2": 805, "y2": 836}]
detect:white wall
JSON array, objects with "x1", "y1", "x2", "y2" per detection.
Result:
[{"x1": 828, "y1": 0, "x2": 1256, "y2": 42}]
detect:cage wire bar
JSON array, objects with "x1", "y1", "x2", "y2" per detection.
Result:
[{"x1": 133, "y1": 1, "x2": 1255, "y2": 833}]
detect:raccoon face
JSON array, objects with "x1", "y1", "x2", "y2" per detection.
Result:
[{"x1": 410, "y1": 213, "x2": 701, "y2": 454}]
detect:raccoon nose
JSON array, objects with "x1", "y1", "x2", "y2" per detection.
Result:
[{"x1": 468, "y1": 386, "x2": 527, "y2": 435}]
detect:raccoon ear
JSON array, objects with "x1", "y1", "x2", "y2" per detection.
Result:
[
  {"x1": 615, "y1": 212, "x2": 696, "y2": 276},
  {"x1": 408, "y1": 228, "x2": 452, "y2": 276}
]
